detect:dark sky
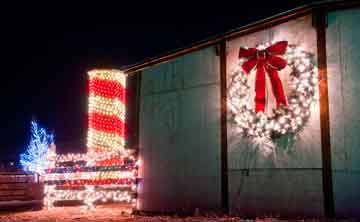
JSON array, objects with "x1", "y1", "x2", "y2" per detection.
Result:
[{"x1": 0, "y1": 1, "x2": 316, "y2": 159}]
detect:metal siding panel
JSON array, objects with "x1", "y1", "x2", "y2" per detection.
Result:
[
  {"x1": 227, "y1": 15, "x2": 324, "y2": 216},
  {"x1": 229, "y1": 169, "x2": 323, "y2": 217},
  {"x1": 327, "y1": 8, "x2": 360, "y2": 218},
  {"x1": 141, "y1": 58, "x2": 184, "y2": 96},
  {"x1": 138, "y1": 47, "x2": 221, "y2": 212},
  {"x1": 183, "y1": 47, "x2": 220, "y2": 87}
]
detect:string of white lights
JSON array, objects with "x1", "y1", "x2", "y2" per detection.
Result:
[{"x1": 227, "y1": 43, "x2": 319, "y2": 152}]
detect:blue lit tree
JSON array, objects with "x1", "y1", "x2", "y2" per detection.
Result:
[{"x1": 20, "y1": 120, "x2": 54, "y2": 174}]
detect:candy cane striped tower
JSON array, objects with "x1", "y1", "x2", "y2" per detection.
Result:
[
  {"x1": 44, "y1": 70, "x2": 137, "y2": 209},
  {"x1": 87, "y1": 69, "x2": 127, "y2": 154}
]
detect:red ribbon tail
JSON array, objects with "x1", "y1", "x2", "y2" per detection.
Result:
[
  {"x1": 267, "y1": 68, "x2": 287, "y2": 108},
  {"x1": 255, "y1": 65, "x2": 266, "y2": 113}
]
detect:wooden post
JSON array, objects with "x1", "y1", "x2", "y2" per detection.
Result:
[
  {"x1": 219, "y1": 41, "x2": 229, "y2": 214},
  {"x1": 313, "y1": 8, "x2": 335, "y2": 218}
]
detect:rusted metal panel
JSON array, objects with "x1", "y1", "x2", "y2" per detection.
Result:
[
  {"x1": 326, "y1": 8, "x2": 360, "y2": 218},
  {"x1": 227, "y1": 15, "x2": 324, "y2": 216},
  {"x1": 138, "y1": 46, "x2": 221, "y2": 213}
]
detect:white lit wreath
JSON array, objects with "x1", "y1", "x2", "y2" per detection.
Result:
[{"x1": 227, "y1": 41, "x2": 318, "y2": 146}]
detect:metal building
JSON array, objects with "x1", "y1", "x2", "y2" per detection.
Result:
[{"x1": 124, "y1": 1, "x2": 360, "y2": 218}]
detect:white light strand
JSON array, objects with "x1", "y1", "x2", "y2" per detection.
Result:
[
  {"x1": 88, "y1": 95, "x2": 126, "y2": 121},
  {"x1": 88, "y1": 69, "x2": 127, "y2": 87},
  {"x1": 227, "y1": 43, "x2": 318, "y2": 153},
  {"x1": 44, "y1": 185, "x2": 136, "y2": 209},
  {"x1": 87, "y1": 128, "x2": 126, "y2": 152},
  {"x1": 44, "y1": 170, "x2": 135, "y2": 182}
]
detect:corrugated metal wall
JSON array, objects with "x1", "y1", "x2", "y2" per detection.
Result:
[
  {"x1": 138, "y1": 47, "x2": 222, "y2": 213},
  {"x1": 136, "y1": 7, "x2": 360, "y2": 218},
  {"x1": 226, "y1": 15, "x2": 324, "y2": 217},
  {"x1": 327, "y1": 8, "x2": 360, "y2": 218}
]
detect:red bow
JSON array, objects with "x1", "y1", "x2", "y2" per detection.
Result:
[{"x1": 239, "y1": 41, "x2": 288, "y2": 113}]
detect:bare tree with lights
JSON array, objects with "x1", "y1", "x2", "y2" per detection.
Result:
[{"x1": 20, "y1": 120, "x2": 54, "y2": 175}]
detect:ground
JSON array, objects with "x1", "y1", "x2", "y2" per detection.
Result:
[
  {"x1": 0, "y1": 204, "x2": 245, "y2": 222},
  {"x1": 0, "y1": 204, "x2": 355, "y2": 222}
]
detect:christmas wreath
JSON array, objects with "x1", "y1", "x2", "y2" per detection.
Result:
[{"x1": 228, "y1": 41, "x2": 318, "y2": 147}]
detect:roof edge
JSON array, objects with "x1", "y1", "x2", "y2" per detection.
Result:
[{"x1": 122, "y1": 0, "x2": 360, "y2": 75}]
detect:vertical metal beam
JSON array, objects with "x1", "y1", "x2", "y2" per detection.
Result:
[
  {"x1": 219, "y1": 41, "x2": 229, "y2": 214},
  {"x1": 135, "y1": 71, "x2": 142, "y2": 151},
  {"x1": 313, "y1": 9, "x2": 335, "y2": 218},
  {"x1": 132, "y1": 71, "x2": 142, "y2": 210},
  {"x1": 125, "y1": 71, "x2": 141, "y2": 152}
]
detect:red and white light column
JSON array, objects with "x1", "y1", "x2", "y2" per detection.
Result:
[
  {"x1": 44, "y1": 70, "x2": 137, "y2": 209},
  {"x1": 87, "y1": 69, "x2": 127, "y2": 154}
]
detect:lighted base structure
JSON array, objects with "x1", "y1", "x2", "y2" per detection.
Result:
[
  {"x1": 43, "y1": 151, "x2": 137, "y2": 209},
  {"x1": 43, "y1": 70, "x2": 137, "y2": 209}
]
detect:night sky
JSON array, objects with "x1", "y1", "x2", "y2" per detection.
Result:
[{"x1": 0, "y1": 1, "x2": 315, "y2": 159}]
